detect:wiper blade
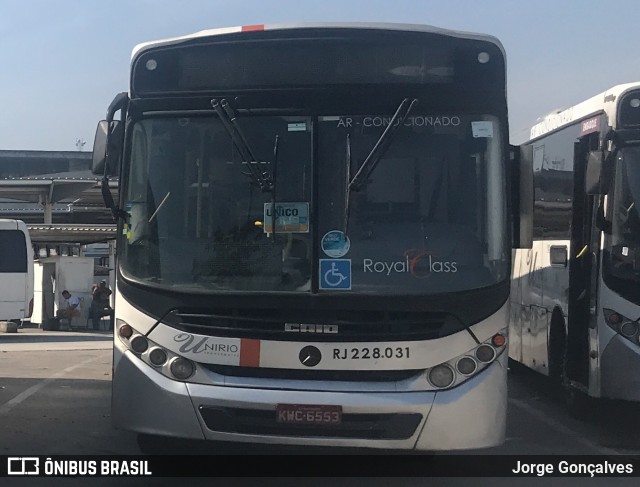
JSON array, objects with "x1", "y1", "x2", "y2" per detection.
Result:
[
  {"x1": 222, "y1": 99, "x2": 275, "y2": 192},
  {"x1": 211, "y1": 98, "x2": 274, "y2": 192},
  {"x1": 343, "y1": 133, "x2": 352, "y2": 235},
  {"x1": 349, "y1": 97, "x2": 418, "y2": 192},
  {"x1": 271, "y1": 134, "x2": 280, "y2": 241}
]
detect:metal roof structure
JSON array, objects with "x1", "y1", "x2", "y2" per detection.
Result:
[
  {"x1": 0, "y1": 177, "x2": 117, "y2": 204},
  {"x1": 0, "y1": 178, "x2": 120, "y2": 243},
  {"x1": 0, "y1": 151, "x2": 119, "y2": 244}
]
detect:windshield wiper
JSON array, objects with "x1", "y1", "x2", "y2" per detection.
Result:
[
  {"x1": 148, "y1": 191, "x2": 171, "y2": 224},
  {"x1": 342, "y1": 98, "x2": 418, "y2": 236},
  {"x1": 271, "y1": 135, "x2": 280, "y2": 241},
  {"x1": 211, "y1": 98, "x2": 274, "y2": 192},
  {"x1": 348, "y1": 97, "x2": 418, "y2": 192},
  {"x1": 342, "y1": 133, "x2": 352, "y2": 235}
]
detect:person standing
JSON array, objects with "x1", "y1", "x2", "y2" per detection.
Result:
[{"x1": 90, "y1": 280, "x2": 114, "y2": 331}]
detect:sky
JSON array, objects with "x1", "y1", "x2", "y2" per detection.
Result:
[{"x1": 1, "y1": 0, "x2": 639, "y2": 151}]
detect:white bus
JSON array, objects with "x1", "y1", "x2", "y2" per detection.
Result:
[
  {"x1": 510, "y1": 82, "x2": 640, "y2": 409},
  {"x1": 0, "y1": 219, "x2": 34, "y2": 324},
  {"x1": 93, "y1": 23, "x2": 531, "y2": 452}
]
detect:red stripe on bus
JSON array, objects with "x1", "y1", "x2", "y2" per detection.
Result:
[
  {"x1": 240, "y1": 338, "x2": 261, "y2": 367},
  {"x1": 242, "y1": 24, "x2": 264, "y2": 32}
]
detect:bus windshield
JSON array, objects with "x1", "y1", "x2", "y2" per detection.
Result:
[
  {"x1": 122, "y1": 115, "x2": 313, "y2": 291},
  {"x1": 604, "y1": 146, "x2": 640, "y2": 303},
  {"x1": 121, "y1": 112, "x2": 508, "y2": 294},
  {"x1": 318, "y1": 113, "x2": 508, "y2": 295}
]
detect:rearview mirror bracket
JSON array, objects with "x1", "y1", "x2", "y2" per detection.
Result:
[{"x1": 93, "y1": 93, "x2": 129, "y2": 220}]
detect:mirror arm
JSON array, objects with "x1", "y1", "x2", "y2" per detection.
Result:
[
  {"x1": 602, "y1": 128, "x2": 626, "y2": 163},
  {"x1": 106, "y1": 92, "x2": 129, "y2": 123},
  {"x1": 101, "y1": 176, "x2": 128, "y2": 221},
  {"x1": 102, "y1": 92, "x2": 129, "y2": 220},
  {"x1": 596, "y1": 214, "x2": 612, "y2": 234}
]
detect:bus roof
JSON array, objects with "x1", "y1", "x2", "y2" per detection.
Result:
[
  {"x1": 524, "y1": 81, "x2": 640, "y2": 143},
  {"x1": 131, "y1": 22, "x2": 505, "y2": 63}
]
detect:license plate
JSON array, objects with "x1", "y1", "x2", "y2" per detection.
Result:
[{"x1": 276, "y1": 404, "x2": 342, "y2": 425}]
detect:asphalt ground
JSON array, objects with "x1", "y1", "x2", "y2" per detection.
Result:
[{"x1": 2, "y1": 327, "x2": 640, "y2": 485}]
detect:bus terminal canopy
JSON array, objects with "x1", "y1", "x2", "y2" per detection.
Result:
[
  {"x1": 0, "y1": 177, "x2": 119, "y2": 229},
  {"x1": 0, "y1": 178, "x2": 115, "y2": 205},
  {"x1": 0, "y1": 179, "x2": 118, "y2": 244}
]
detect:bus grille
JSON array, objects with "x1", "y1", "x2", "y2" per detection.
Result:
[
  {"x1": 198, "y1": 406, "x2": 422, "y2": 440},
  {"x1": 200, "y1": 364, "x2": 421, "y2": 382},
  {"x1": 165, "y1": 307, "x2": 457, "y2": 342}
]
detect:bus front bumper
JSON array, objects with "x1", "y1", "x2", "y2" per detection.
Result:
[
  {"x1": 112, "y1": 350, "x2": 507, "y2": 451},
  {"x1": 601, "y1": 334, "x2": 640, "y2": 401}
]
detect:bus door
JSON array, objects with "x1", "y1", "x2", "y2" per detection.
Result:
[
  {"x1": 519, "y1": 144, "x2": 547, "y2": 371},
  {"x1": 509, "y1": 248, "x2": 525, "y2": 363},
  {"x1": 566, "y1": 134, "x2": 600, "y2": 389}
]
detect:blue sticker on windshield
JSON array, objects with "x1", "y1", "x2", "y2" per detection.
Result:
[
  {"x1": 319, "y1": 259, "x2": 351, "y2": 290},
  {"x1": 321, "y1": 230, "x2": 350, "y2": 258}
]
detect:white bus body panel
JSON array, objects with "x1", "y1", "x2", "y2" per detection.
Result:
[
  {"x1": 510, "y1": 239, "x2": 573, "y2": 375},
  {"x1": 0, "y1": 220, "x2": 33, "y2": 321},
  {"x1": 112, "y1": 291, "x2": 508, "y2": 450},
  {"x1": 516, "y1": 82, "x2": 640, "y2": 145},
  {"x1": 131, "y1": 22, "x2": 506, "y2": 67},
  {"x1": 595, "y1": 277, "x2": 640, "y2": 401},
  {"x1": 512, "y1": 81, "x2": 640, "y2": 400}
]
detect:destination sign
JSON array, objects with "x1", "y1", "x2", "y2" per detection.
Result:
[{"x1": 580, "y1": 116, "x2": 600, "y2": 136}]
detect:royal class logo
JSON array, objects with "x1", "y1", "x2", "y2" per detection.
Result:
[{"x1": 363, "y1": 249, "x2": 457, "y2": 279}]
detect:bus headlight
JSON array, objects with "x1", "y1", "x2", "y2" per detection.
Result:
[
  {"x1": 116, "y1": 320, "x2": 198, "y2": 383},
  {"x1": 604, "y1": 308, "x2": 640, "y2": 345},
  {"x1": 149, "y1": 347, "x2": 168, "y2": 366},
  {"x1": 456, "y1": 356, "x2": 478, "y2": 375},
  {"x1": 424, "y1": 330, "x2": 507, "y2": 390},
  {"x1": 428, "y1": 364, "x2": 455, "y2": 388},
  {"x1": 620, "y1": 321, "x2": 638, "y2": 338},
  {"x1": 475, "y1": 344, "x2": 496, "y2": 363},
  {"x1": 118, "y1": 323, "x2": 133, "y2": 339},
  {"x1": 170, "y1": 358, "x2": 195, "y2": 380},
  {"x1": 130, "y1": 335, "x2": 149, "y2": 354}
]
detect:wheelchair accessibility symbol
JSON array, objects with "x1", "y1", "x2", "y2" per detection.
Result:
[{"x1": 319, "y1": 259, "x2": 351, "y2": 290}]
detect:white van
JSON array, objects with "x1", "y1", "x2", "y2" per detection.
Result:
[{"x1": 0, "y1": 220, "x2": 34, "y2": 323}]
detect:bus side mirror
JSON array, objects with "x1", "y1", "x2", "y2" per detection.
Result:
[
  {"x1": 585, "y1": 149, "x2": 614, "y2": 195},
  {"x1": 585, "y1": 150, "x2": 604, "y2": 195},
  {"x1": 511, "y1": 144, "x2": 533, "y2": 249},
  {"x1": 92, "y1": 120, "x2": 124, "y2": 176}
]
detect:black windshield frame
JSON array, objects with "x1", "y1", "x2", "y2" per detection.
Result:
[
  {"x1": 119, "y1": 105, "x2": 510, "y2": 296},
  {"x1": 119, "y1": 113, "x2": 314, "y2": 292},
  {"x1": 117, "y1": 27, "x2": 510, "y2": 329},
  {"x1": 603, "y1": 145, "x2": 640, "y2": 305},
  {"x1": 132, "y1": 28, "x2": 505, "y2": 99}
]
